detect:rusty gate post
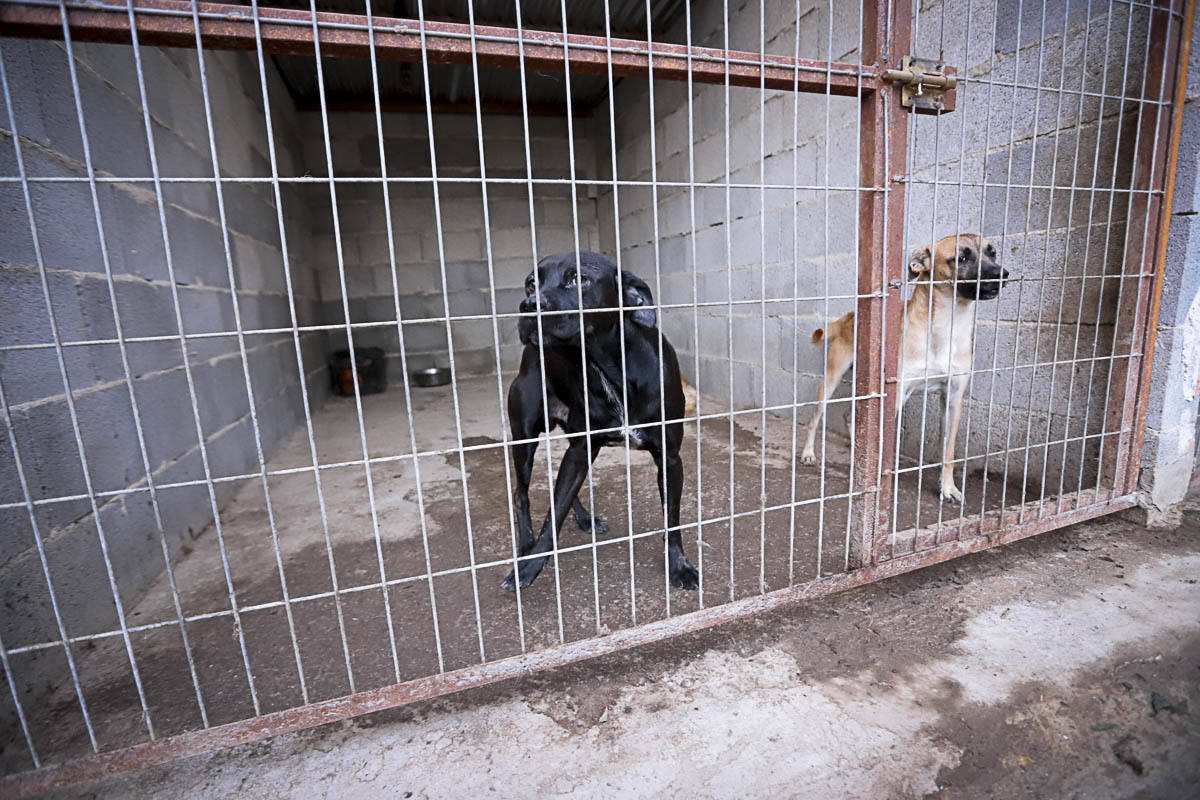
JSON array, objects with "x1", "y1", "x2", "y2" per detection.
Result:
[
  {"x1": 1106, "y1": 0, "x2": 1189, "y2": 497},
  {"x1": 852, "y1": 0, "x2": 910, "y2": 567}
]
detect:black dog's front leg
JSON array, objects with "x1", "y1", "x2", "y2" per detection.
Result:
[
  {"x1": 502, "y1": 440, "x2": 596, "y2": 592},
  {"x1": 652, "y1": 448, "x2": 699, "y2": 590},
  {"x1": 509, "y1": 440, "x2": 538, "y2": 556}
]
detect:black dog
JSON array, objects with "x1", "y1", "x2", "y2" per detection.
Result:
[{"x1": 502, "y1": 252, "x2": 699, "y2": 592}]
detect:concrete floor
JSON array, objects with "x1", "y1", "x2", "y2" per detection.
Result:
[
  {"x1": 2, "y1": 375, "x2": 1080, "y2": 776},
  {"x1": 38, "y1": 495, "x2": 1200, "y2": 799}
]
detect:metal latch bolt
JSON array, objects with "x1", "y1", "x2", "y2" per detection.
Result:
[{"x1": 884, "y1": 56, "x2": 958, "y2": 113}]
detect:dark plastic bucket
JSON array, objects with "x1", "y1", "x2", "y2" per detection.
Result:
[{"x1": 329, "y1": 347, "x2": 387, "y2": 396}]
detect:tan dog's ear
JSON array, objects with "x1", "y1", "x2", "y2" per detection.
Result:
[{"x1": 908, "y1": 245, "x2": 932, "y2": 278}]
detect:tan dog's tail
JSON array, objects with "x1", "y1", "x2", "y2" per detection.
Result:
[
  {"x1": 681, "y1": 375, "x2": 697, "y2": 418},
  {"x1": 810, "y1": 327, "x2": 824, "y2": 345}
]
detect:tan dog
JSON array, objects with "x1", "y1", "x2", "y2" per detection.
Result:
[{"x1": 800, "y1": 234, "x2": 1009, "y2": 503}]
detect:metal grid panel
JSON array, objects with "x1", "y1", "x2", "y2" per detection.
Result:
[{"x1": 0, "y1": 0, "x2": 1190, "y2": 794}]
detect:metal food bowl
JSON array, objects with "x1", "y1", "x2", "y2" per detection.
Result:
[{"x1": 410, "y1": 367, "x2": 450, "y2": 387}]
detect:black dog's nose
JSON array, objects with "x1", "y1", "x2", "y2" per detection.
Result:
[
  {"x1": 519, "y1": 296, "x2": 537, "y2": 313},
  {"x1": 1002, "y1": 268, "x2": 1010, "y2": 284}
]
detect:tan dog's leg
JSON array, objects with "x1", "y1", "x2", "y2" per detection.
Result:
[
  {"x1": 800, "y1": 330, "x2": 854, "y2": 465},
  {"x1": 939, "y1": 375, "x2": 968, "y2": 504}
]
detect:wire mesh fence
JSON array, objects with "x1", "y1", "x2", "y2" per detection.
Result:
[{"x1": 0, "y1": 0, "x2": 1190, "y2": 792}]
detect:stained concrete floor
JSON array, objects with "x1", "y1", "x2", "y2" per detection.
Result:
[
  {"x1": 37, "y1": 494, "x2": 1200, "y2": 799},
  {"x1": 2, "y1": 375, "x2": 1077, "y2": 777}
]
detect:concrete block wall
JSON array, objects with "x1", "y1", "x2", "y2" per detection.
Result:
[
  {"x1": 305, "y1": 111, "x2": 603, "y2": 377},
  {"x1": 1138, "y1": 33, "x2": 1200, "y2": 519},
  {"x1": 601, "y1": 0, "x2": 1154, "y2": 497},
  {"x1": 0, "y1": 40, "x2": 325, "y2": 653},
  {"x1": 902, "y1": 0, "x2": 1151, "y2": 490},
  {"x1": 597, "y1": 0, "x2": 862, "y2": 420}
]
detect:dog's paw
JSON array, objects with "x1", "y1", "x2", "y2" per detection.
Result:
[
  {"x1": 501, "y1": 558, "x2": 545, "y2": 593},
  {"x1": 800, "y1": 450, "x2": 817, "y2": 466},
  {"x1": 577, "y1": 515, "x2": 609, "y2": 535},
  {"x1": 670, "y1": 561, "x2": 700, "y2": 590},
  {"x1": 940, "y1": 484, "x2": 964, "y2": 505}
]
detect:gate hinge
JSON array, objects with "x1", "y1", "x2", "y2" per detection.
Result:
[{"x1": 884, "y1": 56, "x2": 958, "y2": 113}]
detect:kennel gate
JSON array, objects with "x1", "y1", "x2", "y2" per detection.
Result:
[{"x1": 0, "y1": 0, "x2": 1192, "y2": 792}]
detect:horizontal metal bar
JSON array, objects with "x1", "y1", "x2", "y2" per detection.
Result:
[
  {"x1": 887, "y1": 427, "x2": 1130, "y2": 476},
  {"x1": 0, "y1": 174, "x2": 886, "y2": 192},
  {"x1": 958, "y1": 75, "x2": 1173, "y2": 106},
  {"x1": 0, "y1": 0, "x2": 882, "y2": 96},
  {"x1": 878, "y1": 488, "x2": 1135, "y2": 560},
  {"x1": 0, "y1": 489, "x2": 1135, "y2": 799},
  {"x1": 0, "y1": 283, "x2": 1155, "y2": 355},
  {"x1": 7, "y1": 485, "x2": 886, "y2": 655},
  {"x1": 897, "y1": 177, "x2": 1164, "y2": 194},
  {"x1": 0, "y1": 365, "x2": 1140, "y2": 515},
  {"x1": 0, "y1": 172, "x2": 1167, "y2": 197}
]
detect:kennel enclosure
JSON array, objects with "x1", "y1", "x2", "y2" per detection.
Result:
[{"x1": 0, "y1": 0, "x2": 1193, "y2": 793}]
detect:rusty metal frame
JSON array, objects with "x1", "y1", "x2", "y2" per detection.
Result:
[
  {"x1": 0, "y1": 0, "x2": 1191, "y2": 794},
  {"x1": 1126, "y1": 0, "x2": 1196, "y2": 489},
  {"x1": 0, "y1": 488, "x2": 1136, "y2": 798},
  {"x1": 1095, "y1": 0, "x2": 1192, "y2": 496},
  {"x1": 0, "y1": 0, "x2": 886, "y2": 95},
  {"x1": 852, "y1": 0, "x2": 910, "y2": 568}
]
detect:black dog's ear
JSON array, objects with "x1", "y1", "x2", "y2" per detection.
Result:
[
  {"x1": 908, "y1": 245, "x2": 932, "y2": 279},
  {"x1": 620, "y1": 270, "x2": 657, "y2": 327}
]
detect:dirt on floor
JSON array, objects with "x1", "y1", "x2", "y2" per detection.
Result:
[
  {"x1": 36, "y1": 496, "x2": 1200, "y2": 800},
  {"x1": 5, "y1": 375, "x2": 1056, "y2": 771}
]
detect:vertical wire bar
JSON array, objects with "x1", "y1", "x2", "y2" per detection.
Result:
[
  {"x1": 757, "y1": 0, "x2": 768, "y2": 595},
  {"x1": 459, "y1": 0, "x2": 527, "y2": 651},
  {"x1": 1093, "y1": 4, "x2": 1159, "y2": 500},
  {"x1": 816, "y1": 0, "x2": 834, "y2": 574},
  {"x1": 889, "y1": 0, "x2": 919, "y2": 547},
  {"x1": 362, "y1": 0, "x2": 415, "y2": 675},
  {"x1": 182, "y1": 0, "x2": 328, "y2": 702},
  {"x1": 952, "y1": 0, "x2": 992, "y2": 534},
  {"x1": 55, "y1": 9, "x2": 205, "y2": 738},
  {"x1": 786, "y1": 0, "x2": 802, "y2": 584},
  {"x1": 0, "y1": 372, "x2": 96, "y2": 753},
  {"x1": 12, "y1": 26, "x2": 211, "y2": 734},
  {"x1": 684, "y1": 0, "x2": 706, "y2": 605},
  {"x1": 557, "y1": 0, "x2": 602, "y2": 631},
  {"x1": 984, "y1": 0, "x2": 1031, "y2": 515},
  {"x1": 0, "y1": 629, "x2": 38, "y2": 767},
  {"x1": 248, "y1": 0, "x2": 378, "y2": 693},
  {"x1": 312, "y1": 0, "x2": 415, "y2": 676},
  {"x1": 186, "y1": 0, "x2": 308, "y2": 712},
  {"x1": 134, "y1": 0, "x2": 298, "y2": 711},
  {"x1": 723, "y1": 0, "x2": 736, "y2": 602},
  {"x1": 1045, "y1": 1, "x2": 1118, "y2": 515},
  {"x1": 512, "y1": 0, "x2": 567, "y2": 641},
  {"x1": 996, "y1": 0, "x2": 1051, "y2": 517},
  {"x1": 600, "y1": 0, "x2": 642, "y2": 625},
  {"x1": 972, "y1": 0, "x2": 1013, "y2": 525},
  {"x1": 912, "y1": 0, "x2": 948, "y2": 533},
  {"x1": 843, "y1": 0, "x2": 866, "y2": 568},
  {"x1": 1017, "y1": 0, "x2": 1084, "y2": 523},
  {"x1": 933, "y1": 0, "x2": 959, "y2": 539},
  {"x1": 641, "y1": 0, "x2": 674, "y2": 613},
  {"x1": 943, "y1": 0, "x2": 980, "y2": 537},
  {"x1": 413, "y1": 0, "x2": 484, "y2": 663},
  {"x1": 1076, "y1": 0, "x2": 1142, "y2": 503},
  {"x1": 304, "y1": 0, "x2": 396, "y2": 684}
]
